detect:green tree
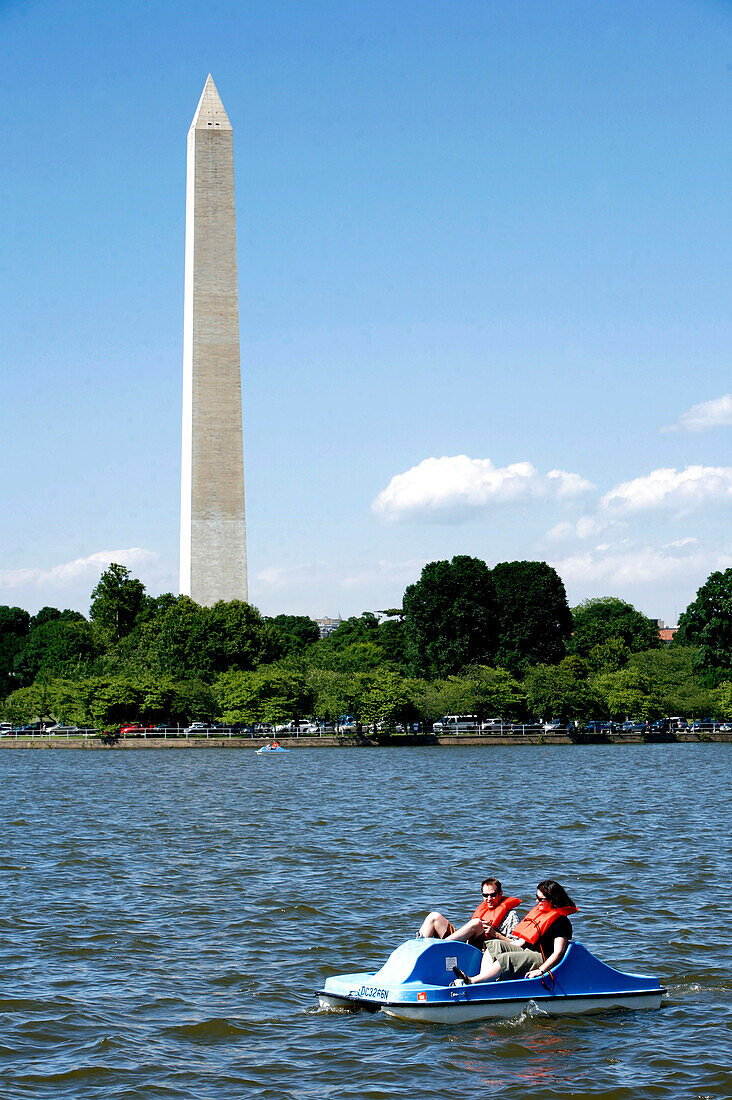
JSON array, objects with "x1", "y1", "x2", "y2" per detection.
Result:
[
  {"x1": 0, "y1": 605, "x2": 30, "y2": 695},
  {"x1": 569, "y1": 597, "x2": 660, "y2": 658},
  {"x1": 410, "y1": 676, "x2": 477, "y2": 721},
  {"x1": 471, "y1": 666, "x2": 527, "y2": 717},
  {"x1": 677, "y1": 569, "x2": 732, "y2": 683},
  {"x1": 266, "y1": 614, "x2": 320, "y2": 656},
  {"x1": 714, "y1": 680, "x2": 732, "y2": 719},
  {"x1": 403, "y1": 556, "x2": 499, "y2": 677},
  {"x1": 3, "y1": 684, "x2": 46, "y2": 724},
  {"x1": 305, "y1": 668, "x2": 369, "y2": 723},
  {"x1": 378, "y1": 617, "x2": 408, "y2": 667},
  {"x1": 90, "y1": 564, "x2": 147, "y2": 644},
  {"x1": 316, "y1": 640, "x2": 386, "y2": 673},
  {"x1": 328, "y1": 613, "x2": 381, "y2": 649},
  {"x1": 524, "y1": 658, "x2": 602, "y2": 721},
  {"x1": 14, "y1": 617, "x2": 98, "y2": 685},
  {"x1": 359, "y1": 670, "x2": 416, "y2": 729},
  {"x1": 586, "y1": 637, "x2": 632, "y2": 673},
  {"x1": 492, "y1": 561, "x2": 572, "y2": 673},
  {"x1": 169, "y1": 679, "x2": 216, "y2": 724},
  {"x1": 206, "y1": 600, "x2": 279, "y2": 674},
  {"x1": 72, "y1": 676, "x2": 143, "y2": 727},
  {"x1": 593, "y1": 665, "x2": 662, "y2": 721},
  {"x1": 624, "y1": 646, "x2": 714, "y2": 717},
  {"x1": 216, "y1": 665, "x2": 314, "y2": 726},
  {"x1": 29, "y1": 606, "x2": 85, "y2": 628},
  {"x1": 133, "y1": 596, "x2": 210, "y2": 678},
  {"x1": 128, "y1": 597, "x2": 274, "y2": 681}
]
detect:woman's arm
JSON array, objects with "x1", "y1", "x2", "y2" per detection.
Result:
[{"x1": 525, "y1": 935, "x2": 568, "y2": 979}]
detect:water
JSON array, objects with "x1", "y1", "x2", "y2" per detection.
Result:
[{"x1": 1, "y1": 745, "x2": 730, "y2": 1099}]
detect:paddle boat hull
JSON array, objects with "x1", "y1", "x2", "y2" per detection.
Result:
[
  {"x1": 255, "y1": 745, "x2": 289, "y2": 754},
  {"x1": 317, "y1": 938, "x2": 665, "y2": 1023}
]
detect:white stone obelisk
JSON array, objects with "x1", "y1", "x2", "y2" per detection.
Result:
[{"x1": 180, "y1": 75, "x2": 248, "y2": 605}]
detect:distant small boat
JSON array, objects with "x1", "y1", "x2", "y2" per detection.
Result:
[{"x1": 255, "y1": 743, "x2": 289, "y2": 754}]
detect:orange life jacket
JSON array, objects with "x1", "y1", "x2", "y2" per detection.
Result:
[
  {"x1": 472, "y1": 895, "x2": 522, "y2": 929},
  {"x1": 512, "y1": 901, "x2": 578, "y2": 945}
]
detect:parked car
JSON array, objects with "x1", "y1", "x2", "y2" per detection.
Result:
[
  {"x1": 184, "y1": 722, "x2": 222, "y2": 734},
  {"x1": 584, "y1": 721, "x2": 611, "y2": 733},
  {"x1": 433, "y1": 714, "x2": 480, "y2": 734},
  {"x1": 274, "y1": 721, "x2": 317, "y2": 734},
  {"x1": 289, "y1": 721, "x2": 319, "y2": 735}
]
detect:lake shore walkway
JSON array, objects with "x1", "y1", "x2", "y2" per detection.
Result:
[{"x1": 1, "y1": 730, "x2": 730, "y2": 749}]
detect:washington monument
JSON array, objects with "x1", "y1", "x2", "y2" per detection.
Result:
[{"x1": 180, "y1": 75, "x2": 248, "y2": 605}]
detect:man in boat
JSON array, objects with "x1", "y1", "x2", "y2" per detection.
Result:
[
  {"x1": 417, "y1": 877, "x2": 521, "y2": 949},
  {"x1": 451, "y1": 878, "x2": 577, "y2": 985}
]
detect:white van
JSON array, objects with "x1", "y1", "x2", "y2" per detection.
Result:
[{"x1": 433, "y1": 714, "x2": 480, "y2": 734}]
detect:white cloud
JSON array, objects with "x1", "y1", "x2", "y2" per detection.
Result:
[
  {"x1": 552, "y1": 543, "x2": 732, "y2": 588},
  {"x1": 662, "y1": 394, "x2": 732, "y2": 433},
  {"x1": 255, "y1": 561, "x2": 332, "y2": 589},
  {"x1": 0, "y1": 548, "x2": 173, "y2": 615},
  {"x1": 546, "y1": 515, "x2": 624, "y2": 542},
  {"x1": 0, "y1": 548, "x2": 160, "y2": 591},
  {"x1": 252, "y1": 557, "x2": 425, "y2": 617},
  {"x1": 372, "y1": 455, "x2": 595, "y2": 522},
  {"x1": 664, "y1": 537, "x2": 698, "y2": 549},
  {"x1": 256, "y1": 558, "x2": 422, "y2": 595},
  {"x1": 602, "y1": 465, "x2": 732, "y2": 514},
  {"x1": 341, "y1": 559, "x2": 423, "y2": 591},
  {"x1": 546, "y1": 521, "x2": 575, "y2": 541}
]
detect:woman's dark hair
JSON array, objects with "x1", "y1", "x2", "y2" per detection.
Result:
[{"x1": 537, "y1": 879, "x2": 574, "y2": 908}]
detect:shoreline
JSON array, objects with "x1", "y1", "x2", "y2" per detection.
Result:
[{"x1": 1, "y1": 731, "x2": 730, "y2": 749}]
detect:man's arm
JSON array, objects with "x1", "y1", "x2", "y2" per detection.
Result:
[{"x1": 481, "y1": 908, "x2": 520, "y2": 941}]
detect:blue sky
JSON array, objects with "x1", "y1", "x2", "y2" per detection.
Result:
[{"x1": 1, "y1": 0, "x2": 730, "y2": 623}]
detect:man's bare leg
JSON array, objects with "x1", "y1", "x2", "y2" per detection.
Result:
[
  {"x1": 418, "y1": 911, "x2": 453, "y2": 938},
  {"x1": 445, "y1": 917, "x2": 484, "y2": 943}
]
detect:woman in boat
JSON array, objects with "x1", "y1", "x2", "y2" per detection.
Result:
[{"x1": 452, "y1": 879, "x2": 577, "y2": 985}]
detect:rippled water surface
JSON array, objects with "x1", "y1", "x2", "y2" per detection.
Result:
[{"x1": 1, "y1": 745, "x2": 730, "y2": 1098}]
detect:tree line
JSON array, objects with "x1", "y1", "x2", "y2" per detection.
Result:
[{"x1": 1, "y1": 557, "x2": 731, "y2": 729}]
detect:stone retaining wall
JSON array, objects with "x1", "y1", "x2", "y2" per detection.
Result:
[{"x1": 1, "y1": 732, "x2": 730, "y2": 749}]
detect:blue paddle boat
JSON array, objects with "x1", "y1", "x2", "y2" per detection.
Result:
[
  {"x1": 255, "y1": 742, "x2": 289, "y2": 754},
  {"x1": 318, "y1": 937, "x2": 665, "y2": 1023}
]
